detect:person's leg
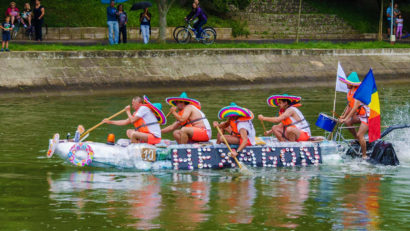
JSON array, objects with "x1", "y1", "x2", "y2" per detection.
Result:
[
  {"x1": 1, "y1": 41, "x2": 5, "y2": 50},
  {"x1": 142, "y1": 25, "x2": 149, "y2": 44},
  {"x1": 119, "y1": 26, "x2": 123, "y2": 43},
  {"x1": 123, "y1": 25, "x2": 127, "y2": 43},
  {"x1": 38, "y1": 20, "x2": 43, "y2": 41},
  {"x1": 220, "y1": 135, "x2": 241, "y2": 145},
  {"x1": 107, "y1": 21, "x2": 114, "y2": 44},
  {"x1": 173, "y1": 130, "x2": 182, "y2": 144},
  {"x1": 11, "y1": 16, "x2": 15, "y2": 25},
  {"x1": 28, "y1": 15, "x2": 31, "y2": 26},
  {"x1": 5, "y1": 40, "x2": 8, "y2": 50},
  {"x1": 345, "y1": 115, "x2": 360, "y2": 139},
  {"x1": 126, "y1": 129, "x2": 150, "y2": 143},
  {"x1": 272, "y1": 124, "x2": 285, "y2": 141},
  {"x1": 114, "y1": 22, "x2": 119, "y2": 44},
  {"x1": 284, "y1": 127, "x2": 301, "y2": 142},
  {"x1": 180, "y1": 127, "x2": 194, "y2": 144},
  {"x1": 356, "y1": 123, "x2": 369, "y2": 158},
  {"x1": 398, "y1": 26, "x2": 403, "y2": 39}
]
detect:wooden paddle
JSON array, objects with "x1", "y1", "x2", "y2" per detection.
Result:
[
  {"x1": 260, "y1": 120, "x2": 267, "y2": 134},
  {"x1": 166, "y1": 111, "x2": 172, "y2": 118},
  {"x1": 80, "y1": 108, "x2": 127, "y2": 140},
  {"x1": 216, "y1": 126, "x2": 251, "y2": 174}
]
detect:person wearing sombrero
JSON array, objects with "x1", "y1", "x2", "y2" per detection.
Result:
[
  {"x1": 338, "y1": 72, "x2": 370, "y2": 136},
  {"x1": 162, "y1": 92, "x2": 212, "y2": 144},
  {"x1": 258, "y1": 94, "x2": 311, "y2": 142},
  {"x1": 103, "y1": 95, "x2": 166, "y2": 145},
  {"x1": 213, "y1": 103, "x2": 256, "y2": 157},
  {"x1": 338, "y1": 72, "x2": 370, "y2": 158}
]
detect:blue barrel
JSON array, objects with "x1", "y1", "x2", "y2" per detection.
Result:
[{"x1": 315, "y1": 113, "x2": 337, "y2": 132}]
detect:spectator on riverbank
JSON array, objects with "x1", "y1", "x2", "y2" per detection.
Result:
[
  {"x1": 117, "y1": 4, "x2": 127, "y2": 44},
  {"x1": 20, "y1": 3, "x2": 32, "y2": 29},
  {"x1": 393, "y1": 3, "x2": 401, "y2": 35},
  {"x1": 107, "y1": 0, "x2": 119, "y2": 45},
  {"x1": 396, "y1": 14, "x2": 404, "y2": 40},
  {"x1": 386, "y1": 1, "x2": 393, "y2": 36},
  {"x1": 1, "y1": 16, "x2": 11, "y2": 51},
  {"x1": 140, "y1": 8, "x2": 151, "y2": 44},
  {"x1": 5, "y1": 2, "x2": 20, "y2": 27},
  {"x1": 33, "y1": 0, "x2": 45, "y2": 41}
]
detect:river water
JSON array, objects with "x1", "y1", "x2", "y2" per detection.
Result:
[{"x1": 1, "y1": 84, "x2": 410, "y2": 230}]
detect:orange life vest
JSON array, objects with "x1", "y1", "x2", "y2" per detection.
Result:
[
  {"x1": 347, "y1": 88, "x2": 366, "y2": 116},
  {"x1": 133, "y1": 104, "x2": 155, "y2": 134},
  {"x1": 229, "y1": 117, "x2": 252, "y2": 137}
]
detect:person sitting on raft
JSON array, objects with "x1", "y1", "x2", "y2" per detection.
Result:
[
  {"x1": 338, "y1": 72, "x2": 370, "y2": 158},
  {"x1": 103, "y1": 96, "x2": 166, "y2": 145},
  {"x1": 213, "y1": 103, "x2": 256, "y2": 157},
  {"x1": 161, "y1": 92, "x2": 212, "y2": 144},
  {"x1": 258, "y1": 94, "x2": 311, "y2": 142}
]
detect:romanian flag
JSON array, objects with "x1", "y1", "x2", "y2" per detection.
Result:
[{"x1": 353, "y1": 69, "x2": 381, "y2": 142}]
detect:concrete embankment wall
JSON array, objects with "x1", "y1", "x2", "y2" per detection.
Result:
[{"x1": 0, "y1": 49, "x2": 409, "y2": 93}]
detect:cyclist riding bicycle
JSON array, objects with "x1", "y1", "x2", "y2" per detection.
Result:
[{"x1": 185, "y1": 2, "x2": 207, "y2": 39}]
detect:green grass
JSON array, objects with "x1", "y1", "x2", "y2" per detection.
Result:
[
  {"x1": 6, "y1": 41, "x2": 410, "y2": 51},
  {"x1": 0, "y1": 0, "x2": 232, "y2": 28}
]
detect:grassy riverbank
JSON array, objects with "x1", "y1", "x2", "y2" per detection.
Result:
[{"x1": 6, "y1": 41, "x2": 410, "y2": 51}]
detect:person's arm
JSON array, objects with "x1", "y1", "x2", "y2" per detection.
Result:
[
  {"x1": 237, "y1": 128, "x2": 249, "y2": 153},
  {"x1": 161, "y1": 121, "x2": 180, "y2": 133},
  {"x1": 340, "y1": 100, "x2": 362, "y2": 124},
  {"x1": 107, "y1": 7, "x2": 116, "y2": 17},
  {"x1": 258, "y1": 109, "x2": 292, "y2": 124},
  {"x1": 339, "y1": 105, "x2": 350, "y2": 119},
  {"x1": 39, "y1": 7, "x2": 44, "y2": 19},
  {"x1": 185, "y1": 9, "x2": 194, "y2": 20},
  {"x1": 171, "y1": 106, "x2": 191, "y2": 123},
  {"x1": 213, "y1": 120, "x2": 229, "y2": 129},
  {"x1": 145, "y1": 12, "x2": 150, "y2": 21},
  {"x1": 103, "y1": 117, "x2": 132, "y2": 126}
]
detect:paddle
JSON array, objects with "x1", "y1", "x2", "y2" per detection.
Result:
[
  {"x1": 216, "y1": 126, "x2": 252, "y2": 175},
  {"x1": 80, "y1": 108, "x2": 127, "y2": 140},
  {"x1": 260, "y1": 120, "x2": 267, "y2": 134},
  {"x1": 166, "y1": 111, "x2": 172, "y2": 118}
]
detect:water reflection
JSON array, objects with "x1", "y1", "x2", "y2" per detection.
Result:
[
  {"x1": 46, "y1": 170, "x2": 385, "y2": 230},
  {"x1": 339, "y1": 175, "x2": 381, "y2": 230}
]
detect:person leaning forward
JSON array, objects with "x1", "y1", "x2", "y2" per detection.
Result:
[
  {"x1": 213, "y1": 102, "x2": 256, "y2": 157},
  {"x1": 161, "y1": 92, "x2": 212, "y2": 144},
  {"x1": 103, "y1": 96, "x2": 166, "y2": 145},
  {"x1": 258, "y1": 94, "x2": 311, "y2": 142},
  {"x1": 338, "y1": 72, "x2": 370, "y2": 158}
]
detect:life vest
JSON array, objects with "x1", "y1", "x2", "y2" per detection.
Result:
[
  {"x1": 279, "y1": 106, "x2": 311, "y2": 136},
  {"x1": 133, "y1": 104, "x2": 158, "y2": 134},
  {"x1": 178, "y1": 105, "x2": 208, "y2": 128},
  {"x1": 229, "y1": 117, "x2": 252, "y2": 137},
  {"x1": 347, "y1": 88, "x2": 367, "y2": 116}
]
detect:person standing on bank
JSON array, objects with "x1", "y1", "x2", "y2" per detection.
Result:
[
  {"x1": 107, "y1": 0, "x2": 119, "y2": 45},
  {"x1": 140, "y1": 8, "x2": 151, "y2": 44},
  {"x1": 117, "y1": 4, "x2": 127, "y2": 43},
  {"x1": 33, "y1": 0, "x2": 44, "y2": 42}
]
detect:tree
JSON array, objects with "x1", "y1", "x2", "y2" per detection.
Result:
[{"x1": 156, "y1": 0, "x2": 177, "y2": 43}]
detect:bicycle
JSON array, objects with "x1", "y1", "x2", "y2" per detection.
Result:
[
  {"x1": 11, "y1": 19, "x2": 34, "y2": 40},
  {"x1": 175, "y1": 20, "x2": 216, "y2": 45}
]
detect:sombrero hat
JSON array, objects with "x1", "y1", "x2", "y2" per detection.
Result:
[
  {"x1": 165, "y1": 92, "x2": 201, "y2": 109},
  {"x1": 267, "y1": 94, "x2": 301, "y2": 107},
  {"x1": 143, "y1": 95, "x2": 167, "y2": 125},
  {"x1": 338, "y1": 72, "x2": 361, "y2": 86},
  {"x1": 218, "y1": 102, "x2": 254, "y2": 120}
]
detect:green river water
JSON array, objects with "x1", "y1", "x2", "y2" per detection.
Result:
[{"x1": 1, "y1": 85, "x2": 410, "y2": 230}]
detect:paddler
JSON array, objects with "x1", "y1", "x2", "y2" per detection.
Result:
[
  {"x1": 103, "y1": 96, "x2": 166, "y2": 144},
  {"x1": 258, "y1": 94, "x2": 311, "y2": 142},
  {"x1": 338, "y1": 72, "x2": 370, "y2": 158},
  {"x1": 161, "y1": 92, "x2": 212, "y2": 144},
  {"x1": 213, "y1": 103, "x2": 256, "y2": 157}
]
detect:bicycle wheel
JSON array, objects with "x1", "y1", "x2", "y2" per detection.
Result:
[
  {"x1": 11, "y1": 26, "x2": 19, "y2": 40},
  {"x1": 176, "y1": 29, "x2": 191, "y2": 44},
  {"x1": 201, "y1": 28, "x2": 216, "y2": 45},
  {"x1": 203, "y1": 26, "x2": 217, "y2": 40},
  {"x1": 173, "y1": 26, "x2": 186, "y2": 42}
]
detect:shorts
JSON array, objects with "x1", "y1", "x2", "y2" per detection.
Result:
[
  {"x1": 359, "y1": 116, "x2": 368, "y2": 125},
  {"x1": 2, "y1": 32, "x2": 10, "y2": 41},
  {"x1": 239, "y1": 137, "x2": 252, "y2": 146},
  {"x1": 141, "y1": 133, "x2": 161, "y2": 145},
  {"x1": 191, "y1": 127, "x2": 210, "y2": 142},
  {"x1": 297, "y1": 131, "x2": 310, "y2": 142}
]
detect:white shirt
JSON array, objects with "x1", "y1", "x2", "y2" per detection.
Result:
[
  {"x1": 237, "y1": 120, "x2": 256, "y2": 145},
  {"x1": 135, "y1": 106, "x2": 161, "y2": 138}
]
